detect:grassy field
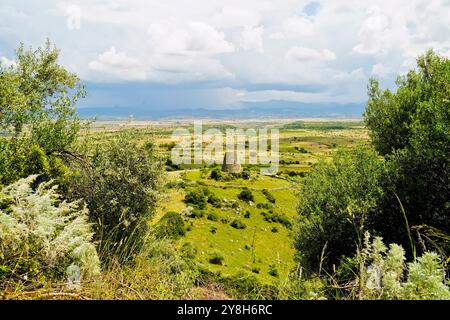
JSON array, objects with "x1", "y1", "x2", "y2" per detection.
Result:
[{"x1": 148, "y1": 120, "x2": 368, "y2": 287}]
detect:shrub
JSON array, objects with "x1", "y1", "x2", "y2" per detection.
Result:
[
  {"x1": 261, "y1": 211, "x2": 292, "y2": 228},
  {"x1": 0, "y1": 140, "x2": 68, "y2": 187},
  {"x1": 257, "y1": 203, "x2": 273, "y2": 210},
  {"x1": 155, "y1": 212, "x2": 186, "y2": 240},
  {"x1": 210, "y1": 168, "x2": 223, "y2": 181},
  {"x1": 271, "y1": 227, "x2": 279, "y2": 233},
  {"x1": 241, "y1": 168, "x2": 251, "y2": 180},
  {"x1": 295, "y1": 147, "x2": 385, "y2": 274},
  {"x1": 364, "y1": 50, "x2": 450, "y2": 255},
  {"x1": 349, "y1": 233, "x2": 450, "y2": 300},
  {"x1": 0, "y1": 40, "x2": 84, "y2": 154},
  {"x1": 262, "y1": 189, "x2": 276, "y2": 204},
  {"x1": 244, "y1": 210, "x2": 251, "y2": 218},
  {"x1": 209, "y1": 252, "x2": 225, "y2": 265},
  {"x1": 181, "y1": 242, "x2": 197, "y2": 260},
  {"x1": 190, "y1": 209, "x2": 205, "y2": 219},
  {"x1": 207, "y1": 212, "x2": 219, "y2": 221},
  {"x1": 0, "y1": 176, "x2": 100, "y2": 286},
  {"x1": 66, "y1": 129, "x2": 163, "y2": 263},
  {"x1": 238, "y1": 189, "x2": 254, "y2": 203},
  {"x1": 207, "y1": 194, "x2": 222, "y2": 208},
  {"x1": 251, "y1": 267, "x2": 260, "y2": 274},
  {"x1": 268, "y1": 265, "x2": 279, "y2": 277},
  {"x1": 184, "y1": 188, "x2": 210, "y2": 209},
  {"x1": 230, "y1": 219, "x2": 247, "y2": 230}
]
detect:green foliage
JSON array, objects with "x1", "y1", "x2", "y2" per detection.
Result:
[
  {"x1": 238, "y1": 189, "x2": 254, "y2": 203},
  {"x1": 66, "y1": 129, "x2": 163, "y2": 263},
  {"x1": 262, "y1": 189, "x2": 276, "y2": 204},
  {"x1": 210, "y1": 167, "x2": 223, "y2": 181},
  {"x1": 209, "y1": 252, "x2": 225, "y2": 265},
  {"x1": 87, "y1": 236, "x2": 197, "y2": 299},
  {"x1": 364, "y1": 50, "x2": 450, "y2": 253},
  {"x1": 184, "y1": 188, "x2": 209, "y2": 209},
  {"x1": 0, "y1": 138, "x2": 71, "y2": 188},
  {"x1": 207, "y1": 212, "x2": 219, "y2": 221},
  {"x1": 230, "y1": 219, "x2": 247, "y2": 230},
  {"x1": 296, "y1": 147, "x2": 385, "y2": 273},
  {"x1": 0, "y1": 40, "x2": 85, "y2": 153},
  {"x1": 268, "y1": 264, "x2": 279, "y2": 277},
  {"x1": 261, "y1": 211, "x2": 292, "y2": 228},
  {"x1": 0, "y1": 176, "x2": 100, "y2": 287},
  {"x1": 207, "y1": 193, "x2": 222, "y2": 208},
  {"x1": 156, "y1": 212, "x2": 186, "y2": 240}
]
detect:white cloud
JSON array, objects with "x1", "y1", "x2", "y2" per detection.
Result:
[
  {"x1": 2, "y1": 0, "x2": 450, "y2": 104},
  {"x1": 371, "y1": 63, "x2": 391, "y2": 77},
  {"x1": 212, "y1": 6, "x2": 261, "y2": 29},
  {"x1": 352, "y1": 6, "x2": 392, "y2": 55},
  {"x1": 147, "y1": 21, "x2": 234, "y2": 56},
  {"x1": 149, "y1": 56, "x2": 234, "y2": 82},
  {"x1": 269, "y1": 16, "x2": 314, "y2": 39},
  {"x1": 238, "y1": 25, "x2": 264, "y2": 53},
  {"x1": 286, "y1": 47, "x2": 336, "y2": 62},
  {"x1": 0, "y1": 56, "x2": 16, "y2": 68},
  {"x1": 88, "y1": 47, "x2": 146, "y2": 81}
]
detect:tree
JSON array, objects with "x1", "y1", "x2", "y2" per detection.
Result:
[
  {"x1": 295, "y1": 147, "x2": 385, "y2": 273},
  {"x1": 0, "y1": 39, "x2": 85, "y2": 152},
  {"x1": 365, "y1": 50, "x2": 450, "y2": 248},
  {"x1": 0, "y1": 40, "x2": 85, "y2": 186},
  {"x1": 65, "y1": 130, "x2": 164, "y2": 262}
]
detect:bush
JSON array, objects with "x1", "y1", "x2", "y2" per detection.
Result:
[
  {"x1": 271, "y1": 227, "x2": 279, "y2": 233},
  {"x1": 295, "y1": 147, "x2": 385, "y2": 274},
  {"x1": 268, "y1": 265, "x2": 279, "y2": 277},
  {"x1": 210, "y1": 167, "x2": 223, "y2": 181},
  {"x1": 261, "y1": 211, "x2": 292, "y2": 228},
  {"x1": 364, "y1": 50, "x2": 450, "y2": 254},
  {"x1": 184, "y1": 188, "x2": 210, "y2": 209},
  {"x1": 348, "y1": 233, "x2": 450, "y2": 300},
  {"x1": 155, "y1": 212, "x2": 186, "y2": 240},
  {"x1": 207, "y1": 193, "x2": 222, "y2": 208},
  {"x1": 238, "y1": 189, "x2": 254, "y2": 203},
  {"x1": 86, "y1": 236, "x2": 196, "y2": 299},
  {"x1": 0, "y1": 176, "x2": 100, "y2": 286},
  {"x1": 190, "y1": 209, "x2": 205, "y2": 219},
  {"x1": 209, "y1": 252, "x2": 225, "y2": 265},
  {"x1": 262, "y1": 189, "x2": 276, "y2": 204},
  {"x1": 66, "y1": 129, "x2": 163, "y2": 263},
  {"x1": 0, "y1": 139, "x2": 68, "y2": 187},
  {"x1": 230, "y1": 219, "x2": 247, "y2": 230},
  {"x1": 244, "y1": 210, "x2": 251, "y2": 218},
  {"x1": 207, "y1": 212, "x2": 219, "y2": 221},
  {"x1": 257, "y1": 203, "x2": 273, "y2": 210}
]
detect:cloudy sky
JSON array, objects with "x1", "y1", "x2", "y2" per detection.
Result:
[{"x1": 1, "y1": 0, "x2": 450, "y2": 112}]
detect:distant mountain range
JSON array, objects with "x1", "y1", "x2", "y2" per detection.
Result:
[{"x1": 77, "y1": 100, "x2": 366, "y2": 120}]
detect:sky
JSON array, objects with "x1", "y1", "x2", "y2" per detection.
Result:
[{"x1": 1, "y1": 0, "x2": 450, "y2": 113}]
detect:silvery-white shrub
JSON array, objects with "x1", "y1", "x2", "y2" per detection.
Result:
[{"x1": 0, "y1": 175, "x2": 100, "y2": 283}]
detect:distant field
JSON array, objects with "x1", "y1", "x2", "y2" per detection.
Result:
[{"x1": 143, "y1": 119, "x2": 369, "y2": 286}]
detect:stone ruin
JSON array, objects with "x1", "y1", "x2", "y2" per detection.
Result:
[{"x1": 221, "y1": 151, "x2": 242, "y2": 173}]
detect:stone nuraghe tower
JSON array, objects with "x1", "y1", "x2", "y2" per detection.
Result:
[{"x1": 222, "y1": 151, "x2": 242, "y2": 173}]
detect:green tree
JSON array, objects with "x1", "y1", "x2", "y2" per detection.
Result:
[
  {"x1": 66, "y1": 129, "x2": 164, "y2": 262},
  {"x1": 0, "y1": 40, "x2": 85, "y2": 152},
  {"x1": 0, "y1": 40, "x2": 85, "y2": 186},
  {"x1": 365, "y1": 50, "x2": 450, "y2": 249},
  {"x1": 295, "y1": 147, "x2": 385, "y2": 273}
]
